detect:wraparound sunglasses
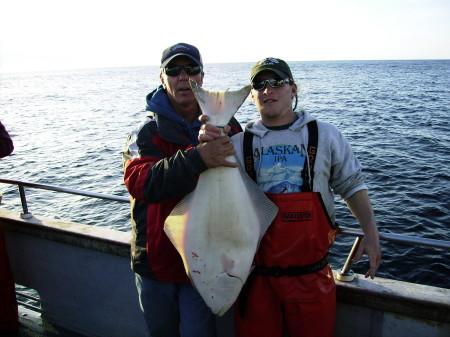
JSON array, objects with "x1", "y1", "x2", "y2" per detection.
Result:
[
  {"x1": 252, "y1": 78, "x2": 291, "y2": 91},
  {"x1": 164, "y1": 65, "x2": 202, "y2": 76}
]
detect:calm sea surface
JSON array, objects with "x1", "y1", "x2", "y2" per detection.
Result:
[{"x1": 1, "y1": 60, "x2": 449, "y2": 289}]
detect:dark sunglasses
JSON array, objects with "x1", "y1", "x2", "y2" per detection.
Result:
[
  {"x1": 164, "y1": 65, "x2": 202, "y2": 76},
  {"x1": 252, "y1": 78, "x2": 291, "y2": 91}
]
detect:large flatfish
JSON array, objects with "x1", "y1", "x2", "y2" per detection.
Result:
[{"x1": 164, "y1": 80, "x2": 278, "y2": 316}]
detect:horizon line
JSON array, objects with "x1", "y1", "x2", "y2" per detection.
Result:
[{"x1": 1, "y1": 58, "x2": 449, "y2": 75}]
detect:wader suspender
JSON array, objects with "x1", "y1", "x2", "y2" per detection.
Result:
[{"x1": 243, "y1": 120, "x2": 319, "y2": 191}]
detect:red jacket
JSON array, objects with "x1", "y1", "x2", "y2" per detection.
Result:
[{"x1": 123, "y1": 87, "x2": 242, "y2": 282}]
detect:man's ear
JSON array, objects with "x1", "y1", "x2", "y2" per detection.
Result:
[
  {"x1": 160, "y1": 73, "x2": 166, "y2": 89},
  {"x1": 291, "y1": 83, "x2": 297, "y2": 98}
]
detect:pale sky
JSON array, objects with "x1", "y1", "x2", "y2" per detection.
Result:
[{"x1": 1, "y1": 0, "x2": 449, "y2": 73}]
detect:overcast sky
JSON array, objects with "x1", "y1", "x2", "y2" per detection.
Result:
[{"x1": 1, "y1": 0, "x2": 449, "y2": 72}]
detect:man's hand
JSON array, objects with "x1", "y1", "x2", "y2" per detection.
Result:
[
  {"x1": 346, "y1": 189, "x2": 382, "y2": 279},
  {"x1": 351, "y1": 231, "x2": 382, "y2": 279},
  {"x1": 196, "y1": 136, "x2": 238, "y2": 168},
  {"x1": 198, "y1": 115, "x2": 231, "y2": 142}
]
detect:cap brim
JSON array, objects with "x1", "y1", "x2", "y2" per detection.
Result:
[
  {"x1": 161, "y1": 54, "x2": 202, "y2": 68},
  {"x1": 251, "y1": 68, "x2": 288, "y2": 81}
]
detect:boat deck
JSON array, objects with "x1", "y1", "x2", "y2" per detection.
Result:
[{"x1": 16, "y1": 307, "x2": 85, "y2": 337}]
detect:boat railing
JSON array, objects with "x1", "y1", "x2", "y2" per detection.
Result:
[{"x1": 1, "y1": 178, "x2": 449, "y2": 283}]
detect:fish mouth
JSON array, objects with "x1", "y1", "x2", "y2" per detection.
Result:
[
  {"x1": 263, "y1": 98, "x2": 277, "y2": 103},
  {"x1": 219, "y1": 272, "x2": 244, "y2": 285}
]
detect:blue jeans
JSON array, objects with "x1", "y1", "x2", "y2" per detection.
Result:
[{"x1": 135, "y1": 274, "x2": 217, "y2": 337}]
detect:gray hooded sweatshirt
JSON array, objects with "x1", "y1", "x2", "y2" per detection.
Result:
[{"x1": 231, "y1": 110, "x2": 367, "y2": 222}]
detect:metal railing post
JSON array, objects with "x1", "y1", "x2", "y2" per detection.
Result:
[
  {"x1": 18, "y1": 185, "x2": 33, "y2": 219},
  {"x1": 336, "y1": 236, "x2": 362, "y2": 282}
]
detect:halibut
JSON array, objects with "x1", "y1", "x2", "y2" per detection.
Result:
[{"x1": 164, "y1": 80, "x2": 278, "y2": 316}]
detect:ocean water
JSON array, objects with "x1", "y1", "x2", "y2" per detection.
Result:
[{"x1": 1, "y1": 60, "x2": 449, "y2": 289}]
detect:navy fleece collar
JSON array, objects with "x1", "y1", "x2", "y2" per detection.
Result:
[{"x1": 146, "y1": 85, "x2": 202, "y2": 145}]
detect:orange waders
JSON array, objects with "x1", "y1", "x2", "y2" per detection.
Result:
[
  {"x1": 235, "y1": 192, "x2": 337, "y2": 337},
  {"x1": 236, "y1": 121, "x2": 338, "y2": 337}
]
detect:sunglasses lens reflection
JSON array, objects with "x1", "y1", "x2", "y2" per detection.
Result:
[
  {"x1": 164, "y1": 65, "x2": 202, "y2": 76},
  {"x1": 252, "y1": 78, "x2": 288, "y2": 91}
]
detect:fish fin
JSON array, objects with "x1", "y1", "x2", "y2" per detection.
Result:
[
  {"x1": 189, "y1": 79, "x2": 251, "y2": 127},
  {"x1": 164, "y1": 192, "x2": 193, "y2": 271},
  {"x1": 236, "y1": 163, "x2": 278, "y2": 243}
]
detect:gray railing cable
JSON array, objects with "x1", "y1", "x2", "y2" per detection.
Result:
[{"x1": 1, "y1": 178, "x2": 449, "y2": 282}]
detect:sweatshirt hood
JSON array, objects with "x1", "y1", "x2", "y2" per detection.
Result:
[
  {"x1": 146, "y1": 85, "x2": 187, "y2": 124},
  {"x1": 244, "y1": 110, "x2": 317, "y2": 137},
  {"x1": 145, "y1": 85, "x2": 202, "y2": 145}
]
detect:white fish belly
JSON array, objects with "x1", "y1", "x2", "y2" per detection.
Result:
[
  {"x1": 184, "y1": 166, "x2": 259, "y2": 316},
  {"x1": 164, "y1": 81, "x2": 277, "y2": 316}
]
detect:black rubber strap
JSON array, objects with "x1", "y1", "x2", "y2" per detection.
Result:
[
  {"x1": 238, "y1": 253, "x2": 329, "y2": 317},
  {"x1": 301, "y1": 120, "x2": 318, "y2": 192},
  {"x1": 243, "y1": 130, "x2": 257, "y2": 182},
  {"x1": 252, "y1": 253, "x2": 329, "y2": 277}
]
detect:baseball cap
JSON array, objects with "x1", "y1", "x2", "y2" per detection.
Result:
[
  {"x1": 250, "y1": 57, "x2": 293, "y2": 82},
  {"x1": 161, "y1": 43, "x2": 203, "y2": 68}
]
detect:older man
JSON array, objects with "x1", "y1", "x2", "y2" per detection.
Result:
[{"x1": 123, "y1": 43, "x2": 242, "y2": 337}]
